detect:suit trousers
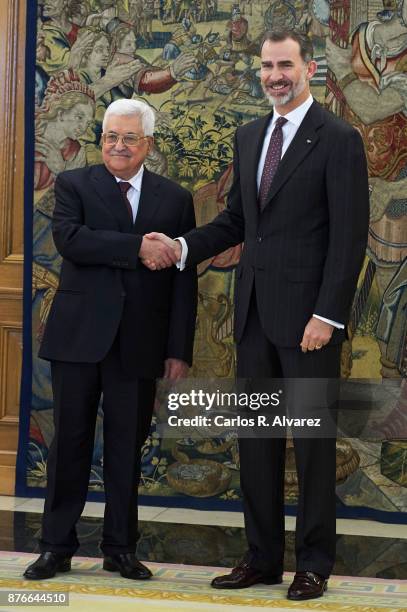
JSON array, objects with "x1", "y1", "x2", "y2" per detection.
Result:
[
  {"x1": 236, "y1": 291, "x2": 340, "y2": 579},
  {"x1": 39, "y1": 333, "x2": 156, "y2": 556}
]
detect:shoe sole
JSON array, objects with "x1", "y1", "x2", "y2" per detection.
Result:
[
  {"x1": 287, "y1": 585, "x2": 328, "y2": 600},
  {"x1": 211, "y1": 576, "x2": 283, "y2": 589}
]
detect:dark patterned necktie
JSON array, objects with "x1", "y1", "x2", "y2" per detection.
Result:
[
  {"x1": 118, "y1": 181, "x2": 134, "y2": 221},
  {"x1": 258, "y1": 116, "x2": 288, "y2": 211}
]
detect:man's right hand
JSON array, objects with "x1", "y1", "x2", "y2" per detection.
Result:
[{"x1": 139, "y1": 234, "x2": 181, "y2": 270}]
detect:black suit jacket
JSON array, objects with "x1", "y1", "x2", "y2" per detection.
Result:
[
  {"x1": 39, "y1": 165, "x2": 197, "y2": 377},
  {"x1": 183, "y1": 101, "x2": 369, "y2": 347}
]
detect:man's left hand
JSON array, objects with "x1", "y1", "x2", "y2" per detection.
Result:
[
  {"x1": 164, "y1": 358, "x2": 189, "y2": 380},
  {"x1": 300, "y1": 317, "x2": 334, "y2": 353}
]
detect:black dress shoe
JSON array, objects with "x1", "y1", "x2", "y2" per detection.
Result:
[
  {"x1": 23, "y1": 552, "x2": 71, "y2": 580},
  {"x1": 287, "y1": 571, "x2": 328, "y2": 600},
  {"x1": 211, "y1": 562, "x2": 282, "y2": 589},
  {"x1": 103, "y1": 553, "x2": 152, "y2": 580}
]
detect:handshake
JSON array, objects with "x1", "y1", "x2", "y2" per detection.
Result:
[{"x1": 139, "y1": 232, "x2": 182, "y2": 270}]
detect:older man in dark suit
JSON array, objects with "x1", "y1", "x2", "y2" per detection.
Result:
[
  {"x1": 24, "y1": 98, "x2": 197, "y2": 581},
  {"x1": 144, "y1": 29, "x2": 369, "y2": 600}
]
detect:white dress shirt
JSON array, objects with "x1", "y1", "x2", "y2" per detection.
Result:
[
  {"x1": 256, "y1": 95, "x2": 314, "y2": 190},
  {"x1": 178, "y1": 96, "x2": 343, "y2": 329},
  {"x1": 115, "y1": 165, "x2": 144, "y2": 223}
]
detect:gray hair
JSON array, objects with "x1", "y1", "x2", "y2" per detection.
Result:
[{"x1": 102, "y1": 98, "x2": 155, "y2": 135}]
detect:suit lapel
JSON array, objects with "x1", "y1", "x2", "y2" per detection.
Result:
[
  {"x1": 133, "y1": 168, "x2": 161, "y2": 234},
  {"x1": 91, "y1": 165, "x2": 133, "y2": 231},
  {"x1": 263, "y1": 101, "x2": 324, "y2": 208}
]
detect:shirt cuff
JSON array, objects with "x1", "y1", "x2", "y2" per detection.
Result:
[
  {"x1": 313, "y1": 314, "x2": 344, "y2": 329},
  {"x1": 175, "y1": 236, "x2": 188, "y2": 271}
]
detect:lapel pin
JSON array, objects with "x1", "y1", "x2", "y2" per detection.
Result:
[{"x1": 306, "y1": 139, "x2": 312, "y2": 144}]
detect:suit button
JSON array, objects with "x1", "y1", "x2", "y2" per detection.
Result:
[
  {"x1": 121, "y1": 292, "x2": 126, "y2": 297},
  {"x1": 257, "y1": 236, "x2": 262, "y2": 243}
]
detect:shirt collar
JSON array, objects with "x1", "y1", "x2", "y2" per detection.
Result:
[
  {"x1": 272, "y1": 94, "x2": 314, "y2": 128},
  {"x1": 115, "y1": 164, "x2": 144, "y2": 191}
]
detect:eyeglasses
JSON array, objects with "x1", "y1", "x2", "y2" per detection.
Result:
[{"x1": 102, "y1": 132, "x2": 149, "y2": 147}]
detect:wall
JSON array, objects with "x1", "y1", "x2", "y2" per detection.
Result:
[{"x1": 0, "y1": 0, "x2": 25, "y2": 494}]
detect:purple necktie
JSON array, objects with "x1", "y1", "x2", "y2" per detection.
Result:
[
  {"x1": 258, "y1": 116, "x2": 288, "y2": 211},
  {"x1": 118, "y1": 181, "x2": 134, "y2": 221}
]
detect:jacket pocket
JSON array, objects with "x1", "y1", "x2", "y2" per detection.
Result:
[{"x1": 56, "y1": 289, "x2": 84, "y2": 295}]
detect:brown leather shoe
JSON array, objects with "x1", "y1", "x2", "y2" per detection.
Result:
[
  {"x1": 287, "y1": 571, "x2": 328, "y2": 600},
  {"x1": 211, "y1": 562, "x2": 282, "y2": 589}
]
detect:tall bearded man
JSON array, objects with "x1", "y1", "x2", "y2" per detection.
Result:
[{"x1": 143, "y1": 29, "x2": 369, "y2": 600}]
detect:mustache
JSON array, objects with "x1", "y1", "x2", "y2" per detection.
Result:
[
  {"x1": 108, "y1": 152, "x2": 132, "y2": 157},
  {"x1": 268, "y1": 80, "x2": 292, "y2": 87}
]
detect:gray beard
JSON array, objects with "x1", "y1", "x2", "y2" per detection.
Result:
[
  {"x1": 265, "y1": 89, "x2": 294, "y2": 106},
  {"x1": 264, "y1": 76, "x2": 306, "y2": 107}
]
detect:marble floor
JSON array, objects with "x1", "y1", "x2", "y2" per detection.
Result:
[
  {"x1": 0, "y1": 496, "x2": 406, "y2": 579},
  {"x1": 1, "y1": 495, "x2": 406, "y2": 537}
]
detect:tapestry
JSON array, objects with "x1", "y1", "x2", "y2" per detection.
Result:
[{"x1": 17, "y1": 0, "x2": 406, "y2": 521}]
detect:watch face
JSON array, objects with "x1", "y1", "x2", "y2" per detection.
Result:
[{"x1": 312, "y1": 0, "x2": 330, "y2": 26}]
